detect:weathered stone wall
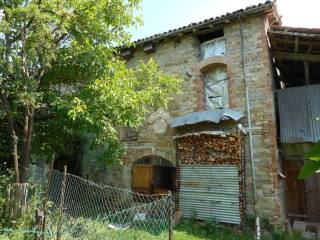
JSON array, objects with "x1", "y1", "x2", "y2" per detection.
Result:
[
  {"x1": 81, "y1": 13, "x2": 282, "y2": 224},
  {"x1": 123, "y1": 35, "x2": 202, "y2": 167},
  {"x1": 80, "y1": 137, "x2": 132, "y2": 188}
]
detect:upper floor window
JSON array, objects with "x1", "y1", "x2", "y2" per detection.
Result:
[
  {"x1": 200, "y1": 37, "x2": 225, "y2": 59},
  {"x1": 204, "y1": 66, "x2": 228, "y2": 110}
]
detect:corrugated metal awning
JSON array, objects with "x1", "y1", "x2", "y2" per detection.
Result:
[{"x1": 171, "y1": 109, "x2": 243, "y2": 128}]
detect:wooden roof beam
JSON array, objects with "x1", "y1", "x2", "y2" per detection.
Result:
[
  {"x1": 269, "y1": 37, "x2": 320, "y2": 47},
  {"x1": 294, "y1": 36, "x2": 299, "y2": 53},
  {"x1": 269, "y1": 29, "x2": 320, "y2": 39},
  {"x1": 273, "y1": 51, "x2": 320, "y2": 62}
]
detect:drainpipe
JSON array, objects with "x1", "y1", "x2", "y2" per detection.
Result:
[{"x1": 238, "y1": 16, "x2": 260, "y2": 239}]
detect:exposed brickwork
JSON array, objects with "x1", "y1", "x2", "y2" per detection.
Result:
[
  {"x1": 194, "y1": 72, "x2": 204, "y2": 112},
  {"x1": 224, "y1": 15, "x2": 281, "y2": 224},
  {"x1": 198, "y1": 56, "x2": 227, "y2": 73},
  {"x1": 195, "y1": 56, "x2": 228, "y2": 111}
]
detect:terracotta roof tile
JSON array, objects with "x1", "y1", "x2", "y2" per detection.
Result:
[{"x1": 132, "y1": 1, "x2": 274, "y2": 45}]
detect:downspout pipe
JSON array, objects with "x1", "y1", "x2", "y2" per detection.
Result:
[{"x1": 238, "y1": 16, "x2": 260, "y2": 239}]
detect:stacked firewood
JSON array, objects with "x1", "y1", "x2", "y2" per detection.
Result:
[
  {"x1": 176, "y1": 131, "x2": 242, "y2": 167},
  {"x1": 176, "y1": 130, "x2": 245, "y2": 224}
]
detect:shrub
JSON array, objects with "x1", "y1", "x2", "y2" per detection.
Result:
[{"x1": 0, "y1": 166, "x2": 14, "y2": 228}]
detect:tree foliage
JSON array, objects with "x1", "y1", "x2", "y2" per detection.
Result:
[
  {"x1": 299, "y1": 142, "x2": 320, "y2": 179},
  {"x1": 0, "y1": 0, "x2": 181, "y2": 182}
]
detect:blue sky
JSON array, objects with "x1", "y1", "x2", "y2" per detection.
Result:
[{"x1": 130, "y1": 0, "x2": 320, "y2": 41}]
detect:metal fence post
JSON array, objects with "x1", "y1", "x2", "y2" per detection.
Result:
[
  {"x1": 56, "y1": 165, "x2": 67, "y2": 240},
  {"x1": 39, "y1": 156, "x2": 55, "y2": 240}
]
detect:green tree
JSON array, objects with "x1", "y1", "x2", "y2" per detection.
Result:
[
  {"x1": 0, "y1": 0, "x2": 181, "y2": 183},
  {"x1": 299, "y1": 142, "x2": 320, "y2": 179}
]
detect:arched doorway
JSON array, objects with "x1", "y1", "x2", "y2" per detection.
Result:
[{"x1": 132, "y1": 156, "x2": 176, "y2": 195}]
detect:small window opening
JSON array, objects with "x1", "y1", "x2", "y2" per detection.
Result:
[
  {"x1": 200, "y1": 37, "x2": 225, "y2": 59},
  {"x1": 198, "y1": 30, "x2": 225, "y2": 59},
  {"x1": 197, "y1": 29, "x2": 224, "y2": 43}
]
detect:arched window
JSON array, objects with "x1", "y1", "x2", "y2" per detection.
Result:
[
  {"x1": 204, "y1": 66, "x2": 228, "y2": 110},
  {"x1": 134, "y1": 155, "x2": 173, "y2": 167}
]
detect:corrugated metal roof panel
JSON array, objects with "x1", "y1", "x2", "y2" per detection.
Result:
[
  {"x1": 179, "y1": 165, "x2": 240, "y2": 224},
  {"x1": 171, "y1": 109, "x2": 243, "y2": 128},
  {"x1": 277, "y1": 85, "x2": 320, "y2": 143},
  {"x1": 309, "y1": 88, "x2": 320, "y2": 141}
]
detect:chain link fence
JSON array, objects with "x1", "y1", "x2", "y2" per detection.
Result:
[{"x1": 1, "y1": 166, "x2": 175, "y2": 240}]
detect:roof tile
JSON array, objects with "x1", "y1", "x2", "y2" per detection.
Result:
[{"x1": 132, "y1": 1, "x2": 274, "y2": 45}]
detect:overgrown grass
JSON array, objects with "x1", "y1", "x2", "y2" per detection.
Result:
[
  {"x1": 0, "y1": 219, "x2": 303, "y2": 240},
  {"x1": 0, "y1": 214, "x2": 302, "y2": 240},
  {"x1": 173, "y1": 219, "x2": 302, "y2": 240},
  {"x1": 174, "y1": 219, "x2": 254, "y2": 240}
]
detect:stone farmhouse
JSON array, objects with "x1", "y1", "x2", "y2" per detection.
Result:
[{"x1": 79, "y1": 0, "x2": 320, "y2": 228}]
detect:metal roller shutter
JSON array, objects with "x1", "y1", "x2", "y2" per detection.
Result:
[{"x1": 179, "y1": 165, "x2": 241, "y2": 224}]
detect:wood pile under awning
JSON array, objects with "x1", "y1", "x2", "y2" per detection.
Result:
[
  {"x1": 176, "y1": 130, "x2": 242, "y2": 166},
  {"x1": 176, "y1": 130, "x2": 245, "y2": 224}
]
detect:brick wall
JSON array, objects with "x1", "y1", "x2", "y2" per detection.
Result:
[{"x1": 224, "y1": 15, "x2": 282, "y2": 224}]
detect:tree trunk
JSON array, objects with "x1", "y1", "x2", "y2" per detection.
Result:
[
  {"x1": 12, "y1": 134, "x2": 20, "y2": 183},
  {"x1": 21, "y1": 105, "x2": 34, "y2": 183},
  {"x1": 0, "y1": 90, "x2": 20, "y2": 183}
]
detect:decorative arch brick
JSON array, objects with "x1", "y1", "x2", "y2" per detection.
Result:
[
  {"x1": 123, "y1": 148, "x2": 176, "y2": 166},
  {"x1": 194, "y1": 56, "x2": 232, "y2": 111},
  {"x1": 198, "y1": 56, "x2": 227, "y2": 74}
]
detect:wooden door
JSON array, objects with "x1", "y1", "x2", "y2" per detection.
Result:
[
  {"x1": 132, "y1": 165, "x2": 153, "y2": 194},
  {"x1": 283, "y1": 160, "x2": 308, "y2": 220},
  {"x1": 306, "y1": 173, "x2": 320, "y2": 222}
]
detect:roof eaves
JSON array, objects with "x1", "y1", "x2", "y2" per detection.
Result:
[
  {"x1": 132, "y1": 1, "x2": 274, "y2": 46},
  {"x1": 269, "y1": 26, "x2": 320, "y2": 38}
]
